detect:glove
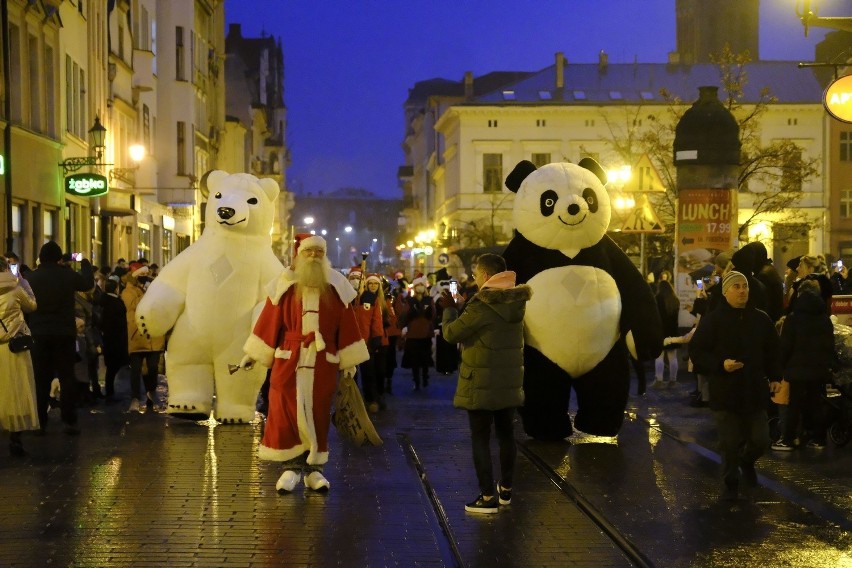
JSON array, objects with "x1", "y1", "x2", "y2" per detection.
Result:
[
  {"x1": 239, "y1": 354, "x2": 256, "y2": 371},
  {"x1": 663, "y1": 337, "x2": 672, "y2": 347},
  {"x1": 342, "y1": 366, "x2": 356, "y2": 379}
]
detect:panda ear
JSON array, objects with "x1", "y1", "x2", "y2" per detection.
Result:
[
  {"x1": 505, "y1": 160, "x2": 537, "y2": 193},
  {"x1": 578, "y1": 157, "x2": 607, "y2": 185}
]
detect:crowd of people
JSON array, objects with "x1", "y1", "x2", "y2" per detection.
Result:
[{"x1": 644, "y1": 243, "x2": 847, "y2": 500}]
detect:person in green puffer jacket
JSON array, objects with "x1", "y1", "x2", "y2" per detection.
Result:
[{"x1": 439, "y1": 253, "x2": 532, "y2": 514}]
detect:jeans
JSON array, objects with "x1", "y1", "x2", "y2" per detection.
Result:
[
  {"x1": 713, "y1": 409, "x2": 769, "y2": 488},
  {"x1": 783, "y1": 381, "x2": 827, "y2": 445},
  {"x1": 468, "y1": 408, "x2": 516, "y2": 495},
  {"x1": 32, "y1": 335, "x2": 78, "y2": 427},
  {"x1": 129, "y1": 351, "x2": 161, "y2": 400}
]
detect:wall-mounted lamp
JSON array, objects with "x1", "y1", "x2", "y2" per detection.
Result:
[{"x1": 58, "y1": 116, "x2": 114, "y2": 174}]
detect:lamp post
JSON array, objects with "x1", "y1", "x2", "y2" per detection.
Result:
[
  {"x1": 109, "y1": 143, "x2": 145, "y2": 185},
  {"x1": 58, "y1": 116, "x2": 113, "y2": 174},
  {"x1": 796, "y1": 0, "x2": 852, "y2": 36}
]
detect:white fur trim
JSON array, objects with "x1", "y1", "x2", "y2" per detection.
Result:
[
  {"x1": 258, "y1": 443, "x2": 309, "y2": 462},
  {"x1": 338, "y1": 339, "x2": 370, "y2": 369},
  {"x1": 298, "y1": 235, "x2": 326, "y2": 252},
  {"x1": 274, "y1": 348, "x2": 293, "y2": 359},
  {"x1": 244, "y1": 334, "x2": 275, "y2": 368},
  {"x1": 325, "y1": 351, "x2": 340, "y2": 364},
  {"x1": 366, "y1": 274, "x2": 381, "y2": 284},
  {"x1": 412, "y1": 277, "x2": 429, "y2": 288}
]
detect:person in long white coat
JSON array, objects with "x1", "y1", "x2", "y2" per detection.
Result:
[{"x1": 0, "y1": 256, "x2": 38, "y2": 456}]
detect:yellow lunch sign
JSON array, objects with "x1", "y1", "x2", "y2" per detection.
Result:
[{"x1": 824, "y1": 74, "x2": 852, "y2": 124}]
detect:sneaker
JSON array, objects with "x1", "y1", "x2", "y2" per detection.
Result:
[
  {"x1": 275, "y1": 470, "x2": 301, "y2": 493},
  {"x1": 304, "y1": 471, "x2": 330, "y2": 492},
  {"x1": 806, "y1": 440, "x2": 826, "y2": 449},
  {"x1": 128, "y1": 398, "x2": 140, "y2": 413},
  {"x1": 464, "y1": 494, "x2": 498, "y2": 514},
  {"x1": 771, "y1": 440, "x2": 794, "y2": 451},
  {"x1": 146, "y1": 394, "x2": 156, "y2": 413},
  {"x1": 497, "y1": 482, "x2": 512, "y2": 506}
]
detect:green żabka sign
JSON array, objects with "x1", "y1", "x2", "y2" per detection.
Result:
[{"x1": 65, "y1": 173, "x2": 108, "y2": 197}]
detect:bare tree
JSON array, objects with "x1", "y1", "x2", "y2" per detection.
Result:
[{"x1": 456, "y1": 192, "x2": 513, "y2": 248}]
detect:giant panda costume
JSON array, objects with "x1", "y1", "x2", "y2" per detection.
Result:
[{"x1": 502, "y1": 159, "x2": 663, "y2": 440}]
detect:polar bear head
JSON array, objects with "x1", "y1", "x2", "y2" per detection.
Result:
[
  {"x1": 204, "y1": 171, "x2": 280, "y2": 237},
  {"x1": 505, "y1": 159, "x2": 609, "y2": 259}
]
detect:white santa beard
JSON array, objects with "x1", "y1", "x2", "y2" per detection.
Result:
[{"x1": 294, "y1": 256, "x2": 331, "y2": 289}]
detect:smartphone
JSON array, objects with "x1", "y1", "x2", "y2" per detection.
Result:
[
  {"x1": 9, "y1": 264, "x2": 18, "y2": 276},
  {"x1": 838, "y1": 260, "x2": 844, "y2": 269},
  {"x1": 449, "y1": 281, "x2": 459, "y2": 296},
  {"x1": 695, "y1": 280, "x2": 703, "y2": 290},
  {"x1": 73, "y1": 252, "x2": 83, "y2": 261}
]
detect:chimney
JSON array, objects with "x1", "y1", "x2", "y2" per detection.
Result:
[
  {"x1": 228, "y1": 23, "x2": 242, "y2": 39},
  {"x1": 598, "y1": 50, "x2": 608, "y2": 70},
  {"x1": 464, "y1": 71, "x2": 474, "y2": 100},
  {"x1": 555, "y1": 52, "x2": 565, "y2": 89}
]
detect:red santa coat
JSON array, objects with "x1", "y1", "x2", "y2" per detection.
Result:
[{"x1": 244, "y1": 268, "x2": 369, "y2": 465}]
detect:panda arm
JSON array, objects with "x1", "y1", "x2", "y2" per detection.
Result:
[{"x1": 602, "y1": 237, "x2": 664, "y2": 360}]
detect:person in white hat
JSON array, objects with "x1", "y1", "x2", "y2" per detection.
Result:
[{"x1": 241, "y1": 234, "x2": 369, "y2": 493}]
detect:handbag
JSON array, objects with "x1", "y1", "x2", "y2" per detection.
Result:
[
  {"x1": 0, "y1": 315, "x2": 33, "y2": 353},
  {"x1": 331, "y1": 371, "x2": 383, "y2": 447},
  {"x1": 9, "y1": 332, "x2": 34, "y2": 353}
]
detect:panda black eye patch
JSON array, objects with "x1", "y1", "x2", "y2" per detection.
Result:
[
  {"x1": 582, "y1": 188, "x2": 598, "y2": 213},
  {"x1": 247, "y1": 197, "x2": 258, "y2": 205},
  {"x1": 540, "y1": 190, "x2": 558, "y2": 216}
]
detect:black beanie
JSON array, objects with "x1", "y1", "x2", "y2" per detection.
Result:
[{"x1": 38, "y1": 241, "x2": 63, "y2": 263}]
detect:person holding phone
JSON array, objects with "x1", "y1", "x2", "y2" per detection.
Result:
[
  {"x1": 689, "y1": 270, "x2": 782, "y2": 502},
  {"x1": 438, "y1": 254, "x2": 532, "y2": 514}
]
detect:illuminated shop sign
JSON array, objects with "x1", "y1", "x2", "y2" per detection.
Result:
[
  {"x1": 824, "y1": 75, "x2": 852, "y2": 123},
  {"x1": 65, "y1": 173, "x2": 109, "y2": 197}
]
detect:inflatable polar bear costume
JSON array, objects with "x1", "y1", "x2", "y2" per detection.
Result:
[{"x1": 136, "y1": 171, "x2": 284, "y2": 423}]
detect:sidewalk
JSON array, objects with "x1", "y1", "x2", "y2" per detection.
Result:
[{"x1": 1, "y1": 364, "x2": 851, "y2": 567}]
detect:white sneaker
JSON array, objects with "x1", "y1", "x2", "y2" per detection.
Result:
[
  {"x1": 304, "y1": 471, "x2": 330, "y2": 491},
  {"x1": 128, "y1": 399, "x2": 140, "y2": 413},
  {"x1": 275, "y1": 470, "x2": 301, "y2": 493}
]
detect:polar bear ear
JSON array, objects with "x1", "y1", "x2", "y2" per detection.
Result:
[
  {"x1": 205, "y1": 170, "x2": 229, "y2": 192},
  {"x1": 257, "y1": 177, "x2": 280, "y2": 201}
]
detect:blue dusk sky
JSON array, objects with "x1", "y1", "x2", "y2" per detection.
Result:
[{"x1": 225, "y1": 0, "x2": 845, "y2": 199}]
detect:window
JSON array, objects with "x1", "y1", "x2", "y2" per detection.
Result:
[
  {"x1": 43, "y1": 209, "x2": 56, "y2": 244},
  {"x1": 28, "y1": 35, "x2": 41, "y2": 131},
  {"x1": 66, "y1": 56, "x2": 87, "y2": 138},
  {"x1": 118, "y1": 23, "x2": 125, "y2": 61},
  {"x1": 177, "y1": 121, "x2": 186, "y2": 174},
  {"x1": 841, "y1": 132, "x2": 852, "y2": 162},
  {"x1": 781, "y1": 147, "x2": 803, "y2": 192},
  {"x1": 640, "y1": 91, "x2": 655, "y2": 100},
  {"x1": 483, "y1": 153, "x2": 503, "y2": 193},
  {"x1": 502, "y1": 90, "x2": 516, "y2": 100},
  {"x1": 585, "y1": 119, "x2": 595, "y2": 127},
  {"x1": 138, "y1": 224, "x2": 151, "y2": 259},
  {"x1": 9, "y1": 24, "x2": 22, "y2": 123},
  {"x1": 176, "y1": 26, "x2": 185, "y2": 80},
  {"x1": 573, "y1": 90, "x2": 586, "y2": 100},
  {"x1": 11, "y1": 205, "x2": 22, "y2": 256},
  {"x1": 538, "y1": 90, "x2": 552, "y2": 100},
  {"x1": 536, "y1": 119, "x2": 546, "y2": 127},
  {"x1": 45, "y1": 45, "x2": 55, "y2": 136},
  {"x1": 842, "y1": 190, "x2": 852, "y2": 219},
  {"x1": 176, "y1": 234, "x2": 191, "y2": 255},
  {"x1": 787, "y1": 118, "x2": 798, "y2": 126},
  {"x1": 531, "y1": 153, "x2": 551, "y2": 168},
  {"x1": 487, "y1": 119, "x2": 498, "y2": 128},
  {"x1": 609, "y1": 91, "x2": 623, "y2": 100},
  {"x1": 162, "y1": 228, "x2": 173, "y2": 264}
]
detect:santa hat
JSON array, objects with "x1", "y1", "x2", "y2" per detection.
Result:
[
  {"x1": 366, "y1": 274, "x2": 382, "y2": 285},
  {"x1": 132, "y1": 265, "x2": 150, "y2": 278},
  {"x1": 411, "y1": 276, "x2": 429, "y2": 288},
  {"x1": 348, "y1": 266, "x2": 363, "y2": 277},
  {"x1": 293, "y1": 233, "x2": 326, "y2": 256}
]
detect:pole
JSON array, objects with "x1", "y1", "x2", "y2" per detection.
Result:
[
  {"x1": 640, "y1": 233, "x2": 646, "y2": 277},
  {"x1": 2, "y1": 0, "x2": 14, "y2": 253}
]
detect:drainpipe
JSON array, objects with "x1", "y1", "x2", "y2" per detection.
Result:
[{"x1": 2, "y1": 0, "x2": 13, "y2": 253}]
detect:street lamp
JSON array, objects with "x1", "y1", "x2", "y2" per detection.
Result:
[
  {"x1": 58, "y1": 116, "x2": 114, "y2": 174},
  {"x1": 109, "y1": 143, "x2": 145, "y2": 185}
]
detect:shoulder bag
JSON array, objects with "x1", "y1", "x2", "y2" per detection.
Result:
[{"x1": 0, "y1": 316, "x2": 33, "y2": 353}]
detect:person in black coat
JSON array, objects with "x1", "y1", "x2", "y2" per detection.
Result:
[
  {"x1": 98, "y1": 279, "x2": 130, "y2": 402},
  {"x1": 747, "y1": 242, "x2": 785, "y2": 324},
  {"x1": 730, "y1": 244, "x2": 770, "y2": 316},
  {"x1": 786, "y1": 254, "x2": 833, "y2": 316},
  {"x1": 23, "y1": 241, "x2": 94, "y2": 434},
  {"x1": 774, "y1": 280, "x2": 834, "y2": 450},
  {"x1": 689, "y1": 270, "x2": 782, "y2": 501}
]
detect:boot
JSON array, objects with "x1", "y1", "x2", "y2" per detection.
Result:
[
  {"x1": 412, "y1": 369, "x2": 421, "y2": 391},
  {"x1": 9, "y1": 432, "x2": 26, "y2": 457}
]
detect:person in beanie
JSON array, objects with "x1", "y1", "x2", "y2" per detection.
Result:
[
  {"x1": 400, "y1": 276, "x2": 435, "y2": 390},
  {"x1": 241, "y1": 234, "x2": 368, "y2": 494},
  {"x1": 439, "y1": 253, "x2": 532, "y2": 513},
  {"x1": 689, "y1": 270, "x2": 782, "y2": 501},
  {"x1": 24, "y1": 241, "x2": 94, "y2": 435}
]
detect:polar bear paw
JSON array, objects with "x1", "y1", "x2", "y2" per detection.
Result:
[{"x1": 166, "y1": 401, "x2": 211, "y2": 421}]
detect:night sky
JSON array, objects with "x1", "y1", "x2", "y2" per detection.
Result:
[{"x1": 224, "y1": 0, "x2": 842, "y2": 199}]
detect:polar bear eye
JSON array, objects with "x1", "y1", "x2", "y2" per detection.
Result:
[
  {"x1": 214, "y1": 192, "x2": 222, "y2": 199},
  {"x1": 247, "y1": 197, "x2": 258, "y2": 205},
  {"x1": 540, "y1": 190, "x2": 558, "y2": 216},
  {"x1": 582, "y1": 187, "x2": 598, "y2": 213}
]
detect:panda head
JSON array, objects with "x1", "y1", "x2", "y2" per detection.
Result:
[{"x1": 506, "y1": 158, "x2": 609, "y2": 258}]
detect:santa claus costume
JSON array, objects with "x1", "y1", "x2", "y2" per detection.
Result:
[{"x1": 243, "y1": 235, "x2": 369, "y2": 493}]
